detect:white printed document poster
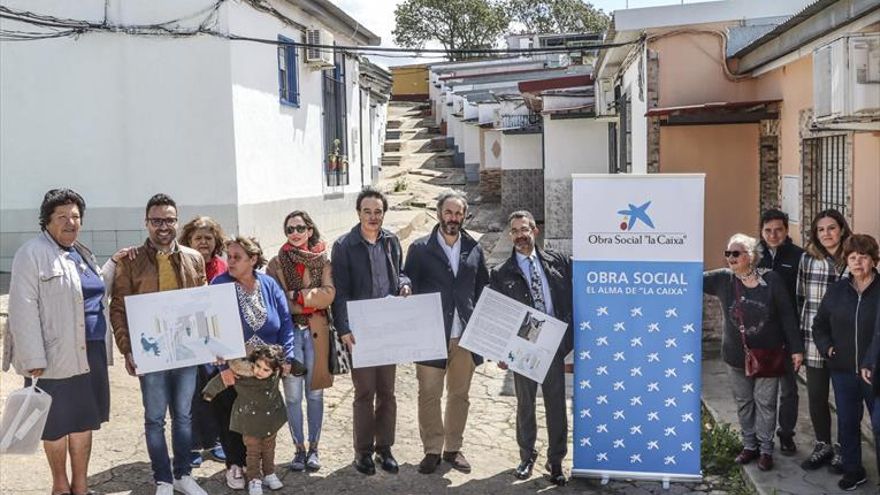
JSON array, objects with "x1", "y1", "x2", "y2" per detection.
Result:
[
  {"x1": 347, "y1": 293, "x2": 447, "y2": 368},
  {"x1": 459, "y1": 288, "x2": 567, "y2": 383},
  {"x1": 124, "y1": 284, "x2": 246, "y2": 374}
]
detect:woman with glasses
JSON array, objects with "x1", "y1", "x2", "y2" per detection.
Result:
[
  {"x1": 267, "y1": 211, "x2": 336, "y2": 472},
  {"x1": 703, "y1": 233, "x2": 804, "y2": 472},
  {"x1": 797, "y1": 209, "x2": 852, "y2": 471},
  {"x1": 813, "y1": 234, "x2": 880, "y2": 490}
]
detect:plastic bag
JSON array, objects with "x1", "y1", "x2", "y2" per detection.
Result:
[{"x1": 0, "y1": 380, "x2": 52, "y2": 455}]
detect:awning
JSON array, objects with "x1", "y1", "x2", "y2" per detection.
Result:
[{"x1": 646, "y1": 99, "x2": 781, "y2": 125}]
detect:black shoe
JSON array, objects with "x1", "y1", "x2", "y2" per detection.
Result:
[
  {"x1": 375, "y1": 449, "x2": 399, "y2": 474},
  {"x1": 800, "y1": 442, "x2": 833, "y2": 470},
  {"x1": 514, "y1": 454, "x2": 537, "y2": 480},
  {"x1": 830, "y1": 443, "x2": 844, "y2": 474},
  {"x1": 544, "y1": 462, "x2": 566, "y2": 486},
  {"x1": 418, "y1": 453, "x2": 441, "y2": 474},
  {"x1": 353, "y1": 454, "x2": 376, "y2": 475},
  {"x1": 778, "y1": 433, "x2": 797, "y2": 455},
  {"x1": 838, "y1": 469, "x2": 867, "y2": 491}
]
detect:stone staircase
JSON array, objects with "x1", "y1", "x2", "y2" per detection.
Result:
[{"x1": 379, "y1": 103, "x2": 461, "y2": 180}]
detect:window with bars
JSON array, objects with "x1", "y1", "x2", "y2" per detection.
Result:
[
  {"x1": 323, "y1": 50, "x2": 349, "y2": 187},
  {"x1": 801, "y1": 134, "x2": 849, "y2": 230}
]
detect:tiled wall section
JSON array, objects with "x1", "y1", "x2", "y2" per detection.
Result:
[
  {"x1": 480, "y1": 169, "x2": 502, "y2": 203},
  {"x1": 544, "y1": 178, "x2": 572, "y2": 240},
  {"x1": 501, "y1": 169, "x2": 544, "y2": 222}
]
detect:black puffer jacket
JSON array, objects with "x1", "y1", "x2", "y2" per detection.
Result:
[{"x1": 812, "y1": 271, "x2": 880, "y2": 374}]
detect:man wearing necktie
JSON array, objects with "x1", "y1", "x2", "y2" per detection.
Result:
[{"x1": 489, "y1": 210, "x2": 573, "y2": 486}]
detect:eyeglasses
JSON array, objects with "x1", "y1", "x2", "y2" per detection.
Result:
[
  {"x1": 147, "y1": 217, "x2": 178, "y2": 227},
  {"x1": 285, "y1": 225, "x2": 309, "y2": 235},
  {"x1": 724, "y1": 250, "x2": 744, "y2": 258},
  {"x1": 509, "y1": 226, "x2": 533, "y2": 236}
]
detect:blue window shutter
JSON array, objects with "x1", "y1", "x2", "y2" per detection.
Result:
[{"x1": 290, "y1": 44, "x2": 299, "y2": 105}]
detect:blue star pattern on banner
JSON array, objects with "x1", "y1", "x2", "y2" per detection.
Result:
[{"x1": 573, "y1": 260, "x2": 703, "y2": 479}]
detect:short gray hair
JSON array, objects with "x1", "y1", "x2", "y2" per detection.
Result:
[
  {"x1": 508, "y1": 210, "x2": 536, "y2": 229},
  {"x1": 727, "y1": 233, "x2": 763, "y2": 266},
  {"x1": 436, "y1": 191, "x2": 468, "y2": 214}
]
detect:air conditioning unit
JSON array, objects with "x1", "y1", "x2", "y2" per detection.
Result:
[
  {"x1": 813, "y1": 33, "x2": 880, "y2": 123},
  {"x1": 595, "y1": 78, "x2": 616, "y2": 117},
  {"x1": 305, "y1": 28, "x2": 335, "y2": 69}
]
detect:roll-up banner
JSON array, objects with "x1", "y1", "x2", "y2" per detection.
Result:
[{"x1": 571, "y1": 174, "x2": 705, "y2": 484}]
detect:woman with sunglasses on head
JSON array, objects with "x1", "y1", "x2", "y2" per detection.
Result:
[
  {"x1": 797, "y1": 209, "x2": 853, "y2": 472},
  {"x1": 812, "y1": 234, "x2": 880, "y2": 491},
  {"x1": 266, "y1": 211, "x2": 336, "y2": 472},
  {"x1": 704, "y1": 234, "x2": 804, "y2": 472}
]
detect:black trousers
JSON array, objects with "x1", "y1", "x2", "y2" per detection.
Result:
[
  {"x1": 513, "y1": 351, "x2": 568, "y2": 465},
  {"x1": 806, "y1": 365, "x2": 833, "y2": 443},
  {"x1": 211, "y1": 387, "x2": 247, "y2": 468},
  {"x1": 192, "y1": 367, "x2": 220, "y2": 450},
  {"x1": 777, "y1": 357, "x2": 799, "y2": 438}
]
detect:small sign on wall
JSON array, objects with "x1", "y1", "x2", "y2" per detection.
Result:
[{"x1": 781, "y1": 175, "x2": 800, "y2": 224}]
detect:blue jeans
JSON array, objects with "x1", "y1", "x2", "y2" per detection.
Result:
[
  {"x1": 139, "y1": 366, "x2": 197, "y2": 483},
  {"x1": 830, "y1": 371, "x2": 875, "y2": 475},
  {"x1": 283, "y1": 326, "x2": 324, "y2": 446}
]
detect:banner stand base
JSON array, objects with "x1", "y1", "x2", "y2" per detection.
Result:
[
  {"x1": 662, "y1": 477, "x2": 670, "y2": 490},
  {"x1": 601, "y1": 474, "x2": 610, "y2": 485},
  {"x1": 571, "y1": 469, "x2": 702, "y2": 484}
]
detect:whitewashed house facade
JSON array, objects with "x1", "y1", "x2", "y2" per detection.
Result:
[{"x1": 0, "y1": 0, "x2": 386, "y2": 269}]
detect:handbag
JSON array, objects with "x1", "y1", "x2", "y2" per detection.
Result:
[
  {"x1": 326, "y1": 311, "x2": 351, "y2": 375},
  {"x1": 0, "y1": 379, "x2": 52, "y2": 455},
  {"x1": 734, "y1": 279, "x2": 787, "y2": 378}
]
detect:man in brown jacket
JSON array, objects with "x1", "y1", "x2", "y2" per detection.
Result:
[{"x1": 110, "y1": 193, "x2": 208, "y2": 495}]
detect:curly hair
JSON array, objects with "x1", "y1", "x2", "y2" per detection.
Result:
[
  {"x1": 226, "y1": 236, "x2": 267, "y2": 269},
  {"x1": 842, "y1": 234, "x2": 879, "y2": 265},
  {"x1": 248, "y1": 344, "x2": 284, "y2": 371},
  {"x1": 179, "y1": 216, "x2": 227, "y2": 258},
  {"x1": 39, "y1": 188, "x2": 85, "y2": 230},
  {"x1": 727, "y1": 233, "x2": 764, "y2": 267}
]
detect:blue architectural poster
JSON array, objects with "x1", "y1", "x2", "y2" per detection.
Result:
[{"x1": 571, "y1": 174, "x2": 705, "y2": 483}]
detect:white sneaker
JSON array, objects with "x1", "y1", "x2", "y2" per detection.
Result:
[
  {"x1": 248, "y1": 478, "x2": 264, "y2": 495},
  {"x1": 173, "y1": 475, "x2": 207, "y2": 495},
  {"x1": 262, "y1": 473, "x2": 283, "y2": 490},
  {"x1": 226, "y1": 465, "x2": 246, "y2": 490},
  {"x1": 155, "y1": 481, "x2": 174, "y2": 495}
]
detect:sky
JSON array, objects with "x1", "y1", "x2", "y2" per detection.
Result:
[{"x1": 330, "y1": 0, "x2": 714, "y2": 67}]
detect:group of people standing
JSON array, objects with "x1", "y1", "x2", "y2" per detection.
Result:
[
  {"x1": 706, "y1": 208, "x2": 880, "y2": 491},
  {"x1": 4, "y1": 187, "x2": 574, "y2": 495}
]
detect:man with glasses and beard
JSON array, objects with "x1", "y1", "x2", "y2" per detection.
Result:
[
  {"x1": 403, "y1": 191, "x2": 489, "y2": 475},
  {"x1": 490, "y1": 210, "x2": 572, "y2": 486},
  {"x1": 110, "y1": 194, "x2": 208, "y2": 495}
]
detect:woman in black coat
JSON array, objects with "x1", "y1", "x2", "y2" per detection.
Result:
[{"x1": 814, "y1": 234, "x2": 880, "y2": 491}]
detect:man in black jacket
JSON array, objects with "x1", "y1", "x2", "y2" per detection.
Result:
[
  {"x1": 489, "y1": 210, "x2": 572, "y2": 486},
  {"x1": 331, "y1": 188, "x2": 412, "y2": 476},
  {"x1": 404, "y1": 191, "x2": 489, "y2": 475},
  {"x1": 757, "y1": 209, "x2": 804, "y2": 454}
]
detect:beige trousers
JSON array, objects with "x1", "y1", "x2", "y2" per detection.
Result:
[{"x1": 416, "y1": 338, "x2": 476, "y2": 455}]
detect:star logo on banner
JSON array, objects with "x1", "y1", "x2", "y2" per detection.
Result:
[
  {"x1": 682, "y1": 353, "x2": 695, "y2": 364},
  {"x1": 596, "y1": 306, "x2": 609, "y2": 316},
  {"x1": 597, "y1": 395, "x2": 609, "y2": 405},
  {"x1": 647, "y1": 382, "x2": 660, "y2": 392},
  {"x1": 664, "y1": 456, "x2": 676, "y2": 465},
  {"x1": 613, "y1": 352, "x2": 626, "y2": 361},
  {"x1": 613, "y1": 322, "x2": 626, "y2": 332},
  {"x1": 630, "y1": 425, "x2": 642, "y2": 435},
  {"x1": 597, "y1": 452, "x2": 608, "y2": 462},
  {"x1": 664, "y1": 426, "x2": 677, "y2": 437},
  {"x1": 681, "y1": 413, "x2": 695, "y2": 422},
  {"x1": 579, "y1": 350, "x2": 591, "y2": 360},
  {"x1": 665, "y1": 397, "x2": 678, "y2": 408},
  {"x1": 682, "y1": 383, "x2": 695, "y2": 393},
  {"x1": 665, "y1": 338, "x2": 678, "y2": 348},
  {"x1": 613, "y1": 381, "x2": 626, "y2": 391},
  {"x1": 647, "y1": 322, "x2": 661, "y2": 333},
  {"x1": 596, "y1": 336, "x2": 609, "y2": 346},
  {"x1": 580, "y1": 408, "x2": 591, "y2": 418},
  {"x1": 613, "y1": 410, "x2": 626, "y2": 420},
  {"x1": 613, "y1": 439, "x2": 625, "y2": 448},
  {"x1": 682, "y1": 442, "x2": 694, "y2": 452},
  {"x1": 597, "y1": 424, "x2": 608, "y2": 433},
  {"x1": 579, "y1": 380, "x2": 591, "y2": 390},
  {"x1": 630, "y1": 396, "x2": 642, "y2": 406},
  {"x1": 580, "y1": 437, "x2": 591, "y2": 447},
  {"x1": 630, "y1": 454, "x2": 642, "y2": 464},
  {"x1": 665, "y1": 307, "x2": 678, "y2": 318},
  {"x1": 630, "y1": 367, "x2": 642, "y2": 377},
  {"x1": 682, "y1": 323, "x2": 695, "y2": 333},
  {"x1": 630, "y1": 307, "x2": 643, "y2": 317},
  {"x1": 580, "y1": 320, "x2": 592, "y2": 331},
  {"x1": 665, "y1": 368, "x2": 677, "y2": 378},
  {"x1": 647, "y1": 440, "x2": 660, "y2": 450},
  {"x1": 647, "y1": 352, "x2": 660, "y2": 362},
  {"x1": 647, "y1": 411, "x2": 660, "y2": 421},
  {"x1": 596, "y1": 366, "x2": 609, "y2": 376},
  {"x1": 630, "y1": 337, "x2": 643, "y2": 347}
]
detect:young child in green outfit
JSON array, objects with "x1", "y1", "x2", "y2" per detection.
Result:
[{"x1": 204, "y1": 345, "x2": 288, "y2": 495}]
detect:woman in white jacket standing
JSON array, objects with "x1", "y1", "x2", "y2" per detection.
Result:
[{"x1": 4, "y1": 189, "x2": 131, "y2": 495}]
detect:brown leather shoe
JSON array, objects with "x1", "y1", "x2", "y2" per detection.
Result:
[
  {"x1": 443, "y1": 451, "x2": 472, "y2": 473},
  {"x1": 757, "y1": 453, "x2": 773, "y2": 471},
  {"x1": 734, "y1": 448, "x2": 759, "y2": 465},
  {"x1": 418, "y1": 453, "x2": 441, "y2": 474}
]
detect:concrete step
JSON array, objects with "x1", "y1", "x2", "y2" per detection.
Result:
[
  {"x1": 384, "y1": 141, "x2": 401, "y2": 152},
  {"x1": 381, "y1": 154, "x2": 402, "y2": 166},
  {"x1": 387, "y1": 120, "x2": 402, "y2": 129},
  {"x1": 386, "y1": 129, "x2": 402, "y2": 140},
  {"x1": 429, "y1": 136, "x2": 448, "y2": 151}
]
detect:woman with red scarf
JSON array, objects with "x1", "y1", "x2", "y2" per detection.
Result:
[{"x1": 266, "y1": 211, "x2": 335, "y2": 473}]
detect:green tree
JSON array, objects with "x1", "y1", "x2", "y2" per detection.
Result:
[
  {"x1": 507, "y1": 0, "x2": 610, "y2": 34},
  {"x1": 393, "y1": 0, "x2": 510, "y2": 61}
]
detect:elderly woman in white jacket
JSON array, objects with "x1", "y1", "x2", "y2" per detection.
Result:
[{"x1": 3, "y1": 189, "x2": 132, "y2": 495}]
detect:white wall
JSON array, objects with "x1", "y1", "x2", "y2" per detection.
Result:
[
  {"x1": 621, "y1": 48, "x2": 648, "y2": 173},
  {"x1": 501, "y1": 133, "x2": 542, "y2": 170},
  {"x1": 544, "y1": 118, "x2": 610, "y2": 179},
  {"x1": 462, "y1": 124, "x2": 481, "y2": 164}
]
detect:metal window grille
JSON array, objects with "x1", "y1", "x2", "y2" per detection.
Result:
[
  {"x1": 616, "y1": 93, "x2": 632, "y2": 173},
  {"x1": 323, "y1": 50, "x2": 349, "y2": 187},
  {"x1": 802, "y1": 135, "x2": 849, "y2": 229}
]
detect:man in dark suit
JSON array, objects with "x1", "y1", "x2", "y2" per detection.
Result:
[
  {"x1": 489, "y1": 210, "x2": 572, "y2": 486},
  {"x1": 403, "y1": 191, "x2": 489, "y2": 475}
]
